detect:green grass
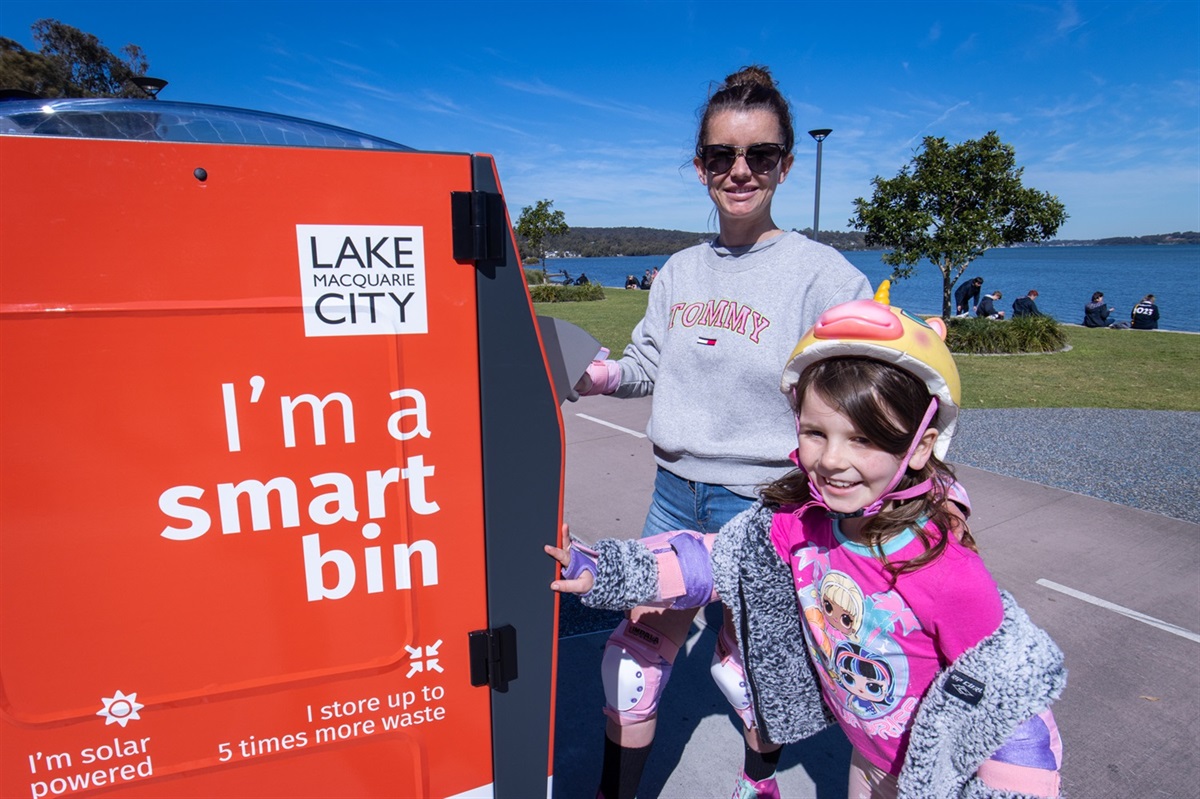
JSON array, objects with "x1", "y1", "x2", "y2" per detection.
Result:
[
  {"x1": 956, "y1": 326, "x2": 1199, "y2": 410},
  {"x1": 535, "y1": 293, "x2": 1200, "y2": 411},
  {"x1": 534, "y1": 290, "x2": 651, "y2": 357}
]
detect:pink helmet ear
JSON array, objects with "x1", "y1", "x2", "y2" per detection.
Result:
[{"x1": 925, "y1": 316, "x2": 948, "y2": 341}]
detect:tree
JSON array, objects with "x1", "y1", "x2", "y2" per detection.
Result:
[
  {"x1": 851, "y1": 131, "x2": 1067, "y2": 318},
  {"x1": 0, "y1": 19, "x2": 149, "y2": 99},
  {"x1": 515, "y1": 199, "x2": 569, "y2": 274}
]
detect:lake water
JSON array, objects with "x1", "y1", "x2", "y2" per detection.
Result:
[{"x1": 546, "y1": 244, "x2": 1200, "y2": 332}]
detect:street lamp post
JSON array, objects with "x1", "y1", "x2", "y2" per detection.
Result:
[
  {"x1": 129, "y1": 76, "x2": 168, "y2": 99},
  {"x1": 808, "y1": 128, "x2": 832, "y2": 243}
]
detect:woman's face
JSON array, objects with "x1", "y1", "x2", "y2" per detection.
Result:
[{"x1": 694, "y1": 109, "x2": 793, "y2": 240}]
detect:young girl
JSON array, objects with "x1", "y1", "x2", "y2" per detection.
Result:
[{"x1": 549, "y1": 295, "x2": 1066, "y2": 799}]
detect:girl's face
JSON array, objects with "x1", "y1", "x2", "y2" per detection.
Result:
[
  {"x1": 693, "y1": 109, "x2": 793, "y2": 244},
  {"x1": 796, "y1": 387, "x2": 936, "y2": 536}
]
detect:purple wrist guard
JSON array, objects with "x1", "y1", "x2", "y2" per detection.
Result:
[
  {"x1": 667, "y1": 533, "x2": 714, "y2": 609},
  {"x1": 562, "y1": 540, "x2": 599, "y2": 583}
]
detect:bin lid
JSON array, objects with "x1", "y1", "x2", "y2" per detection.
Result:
[{"x1": 0, "y1": 97, "x2": 410, "y2": 150}]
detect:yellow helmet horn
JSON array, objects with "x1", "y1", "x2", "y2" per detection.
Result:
[{"x1": 873, "y1": 279, "x2": 892, "y2": 305}]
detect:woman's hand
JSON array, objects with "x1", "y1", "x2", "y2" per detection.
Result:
[{"x1": 546, "y1": 524, "x2": 595, "y2": 594}]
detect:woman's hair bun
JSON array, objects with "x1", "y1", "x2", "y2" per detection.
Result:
[{"x1": 724, "y1": 65, "x2": 775, "y2": 90}]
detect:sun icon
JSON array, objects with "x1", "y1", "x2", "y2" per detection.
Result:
[{"x1": 97, "y1": 690, "x2": 144, "y2": 727}]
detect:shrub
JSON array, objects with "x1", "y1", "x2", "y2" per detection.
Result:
[
  {"x1": 946, "y1": 315, "x2": 1067, "y2": 354},
  {"x1": 524, "y1": 267, "x2": 549, "y2": 285},
  {"x1": 528, "y1": 283, "x2": 606, "y2": 303}
]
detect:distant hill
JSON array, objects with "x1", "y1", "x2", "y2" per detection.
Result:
[
  {"x1": 533, "y1": 227, "x2": 1198, "y2": 257},
  {"x1": 544, "y1": 227, "x2": 713, "y2": 258},
  {"x1": 1093, "y1": 232, "x2": 1199, "y2": 246}
]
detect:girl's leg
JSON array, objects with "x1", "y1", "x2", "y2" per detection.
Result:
[
  {"x1": 597, "y1": 468, "x2": 751, "y2": 798},
  {"x1": 598, "y1": 599, "x2": 698, "y2": 798},
  {"x1": 730, "y1": 724, "x2": 783, "y2": 798},
  {"x1": 597, "y1": 468, "x2": 702, "y2": 798},
  {"x1": 717, "y1": 606, "x2": 782, "y2": 798},
  {"x1": 847, "y1": 748, "x2": 899, "y2": 799}
]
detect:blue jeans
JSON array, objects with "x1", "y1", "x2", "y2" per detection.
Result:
[{"x1": 641, "y1": 466, "x2": 754, "y2": 537}]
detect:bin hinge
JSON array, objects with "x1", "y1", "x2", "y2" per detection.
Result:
[
  {"x1": 451, "y1": 190, "x2": 506, "y2": 264},
  {"x1": 468, "y1": 624, "x2": 518, "y2": 693}
]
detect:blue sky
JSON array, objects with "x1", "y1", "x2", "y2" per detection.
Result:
[{"x1": 5, "y1": 1, "x2": 1198, "y2": 240}]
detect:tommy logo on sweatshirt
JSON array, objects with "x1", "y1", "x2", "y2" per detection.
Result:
[
  {"x1": 670, "y1": 300, "x2": 771, "y2": 343},
  {"x1": 696, "y1": 336, "x2": 717, "y2": 346}
]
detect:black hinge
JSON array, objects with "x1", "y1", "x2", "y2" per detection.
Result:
[
  {"x1": 468, "y1": 624, "x2": 518, "y2": 692},
  {"x1": 451, "y1": 190, "x2": 506, "y2": 263}
]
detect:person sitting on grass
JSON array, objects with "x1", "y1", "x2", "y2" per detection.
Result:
[
  {"x1": 1012, "y1": 290, "x2": 1042, "y2": 318},
  {"x1": 977, "y1": 290, "x2": 1004, "y2": 320},
  {"x1": 1131, "y1": 294, "x2": 1160, "y2": 329},
  {"x1": 1082, "y1": 292, "x2": 1129, "y2": 329}
]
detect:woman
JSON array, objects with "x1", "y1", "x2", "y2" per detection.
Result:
[{"x1": 576, "y1": 64, "x2": 871, "y2": 799}]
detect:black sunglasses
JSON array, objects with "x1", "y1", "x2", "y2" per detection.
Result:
[{"x1": 698, "y1": 142, "x2": 787, "y2": 175}]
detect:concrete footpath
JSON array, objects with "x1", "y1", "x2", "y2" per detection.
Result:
[{"x1": 550, "y1": 395, "x2": 1200, "y2": 799}]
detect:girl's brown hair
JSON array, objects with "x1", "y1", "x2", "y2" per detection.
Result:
[{"x1": 760, "y1": 357, "x2": 975, "y2": 578}]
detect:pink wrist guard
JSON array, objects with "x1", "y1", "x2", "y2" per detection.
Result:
[{"x1": 578, "y1": 359, "x2": 621, "y2": 396}]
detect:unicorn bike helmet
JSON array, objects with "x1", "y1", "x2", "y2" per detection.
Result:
[{"x1": 780, "y1": 281, "x2": 961, "y2": 519}]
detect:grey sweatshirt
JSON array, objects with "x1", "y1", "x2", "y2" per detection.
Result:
[{"x1": 613, "y1": 232, "x2": 872, "y2": 496}]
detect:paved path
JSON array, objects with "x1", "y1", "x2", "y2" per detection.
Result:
[{"x1": 551, "y1": 395, "x2": 1200, "y2": 799}]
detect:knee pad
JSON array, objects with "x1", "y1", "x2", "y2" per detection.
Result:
[
  {"x1": 710, "y1": 622, "x2": 756, "y2": 729},
  {"x1": 601, "y1": 619, "x2": 679, "y2": 725}
]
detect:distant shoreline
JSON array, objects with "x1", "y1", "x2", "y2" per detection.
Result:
[
  {"x1": 539, "y1": 228, "x2": 1199, "y2": 259},
  {"x1": 542, "y1": 245, "x2": 1200, "y2": 333}
]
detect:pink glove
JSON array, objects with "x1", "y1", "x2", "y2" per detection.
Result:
[{"x1": 574, "y1": 349, "x2": 621, "y2": 396}]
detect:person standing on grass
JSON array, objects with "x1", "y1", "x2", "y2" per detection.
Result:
[
  {"x1": 955, "y1": 276, "x2": 984, "y2": 316},
  {"x1": 572, "y1": 64, "x2": 871, "y2": 799}
]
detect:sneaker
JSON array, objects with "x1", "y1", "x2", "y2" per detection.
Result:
[{"x1": 731, "y1": 771, "x2": 781, "y2": 799}]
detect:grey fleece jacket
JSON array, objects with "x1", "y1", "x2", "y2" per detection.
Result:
[
  {"x1": 611, "y1": 232, "x2": 871, "y2": 497},
  {"x1": 582, "y1": 503, "x2": 1067, "y2": 799}
]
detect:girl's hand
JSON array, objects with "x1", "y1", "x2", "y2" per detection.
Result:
[{"x1": 545, "y1": 524, "x2": 595, "y2": 594}]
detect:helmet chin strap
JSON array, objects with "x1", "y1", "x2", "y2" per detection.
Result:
[{"x1": 793, "y1": 398, "x2": 939, "y2": 520}]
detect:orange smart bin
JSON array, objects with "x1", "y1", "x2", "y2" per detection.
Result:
[{"x1": 0, "y1": 100, "x2": 561, "y2": 799}]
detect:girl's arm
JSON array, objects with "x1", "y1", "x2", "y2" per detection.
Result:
[
  {"x1": 545, "y1": 525, "x2": 718, "y2": 611},
  {"x1": 976, "y1": 709, "x2": 1063, "y2": 797},
  {"x1": 544, "y1": 537, "x2": 594, "y2": 594},
  {"x1": 921, "y1": 574, "x2": 1064, "y2": 798}
]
